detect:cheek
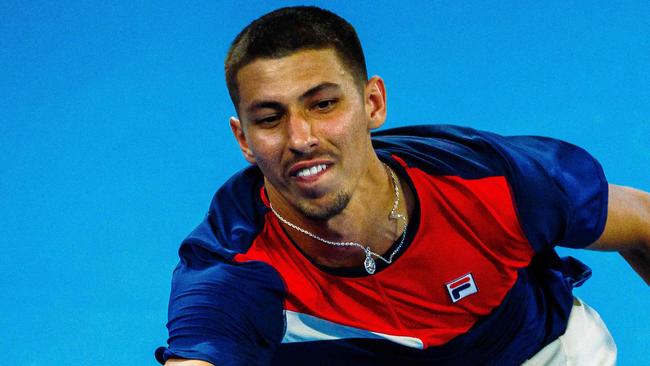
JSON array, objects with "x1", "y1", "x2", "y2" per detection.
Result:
[
  {"x1": 247, "y1": 132, "x2": 286, "y2": 172},
  {"x1": 319, "y1": 109, "x2": 366, "y2": 143},
  {"x1": 248, "y1": 130, "x2": 282, "y2": 157},
  {"x1": 335, "y1": 111, "x2": 369, "y2": 149}
]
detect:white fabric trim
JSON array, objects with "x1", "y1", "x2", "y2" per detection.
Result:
[
  {"x1": 522, "y1": 297, "x2": 617, "y2": 365},
  {"x1": 282, "y1": 310, "x2": 424, "y2": 349}
]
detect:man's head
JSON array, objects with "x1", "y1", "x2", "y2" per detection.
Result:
[
  {"x1": 225, "y1": 6, "x2": 368, "y2": 111},
  {"x1": 226, "y1": 7, "x2": 387, "y2": 222}
]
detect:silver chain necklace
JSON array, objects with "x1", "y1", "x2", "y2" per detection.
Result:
[{"x1": 269, "y1": 164, "x2": 408, "y2": 275}]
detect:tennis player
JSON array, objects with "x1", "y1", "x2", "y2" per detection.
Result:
[{"x1": 156, "y1": 6, "x2": 649, "y2": 365}]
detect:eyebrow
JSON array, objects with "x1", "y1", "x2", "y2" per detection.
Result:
[
  {"x1": 299, "y1": 82, "x2": 341, "y2": 102},
  {"x1": 245, "y1": 101, "x2": 284, "y2": 114},
  {"x1": 245, "y1": 82, "x2": 341, "y2": 114}
]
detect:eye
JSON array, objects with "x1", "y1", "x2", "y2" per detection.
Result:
[
  {"x1": 312, "y1": 99, "x2": 337, "y2": 112},
  {"x1": 255, "y1": 114, "x2": 281, "y2": 126}
]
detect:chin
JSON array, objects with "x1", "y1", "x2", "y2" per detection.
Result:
[{"x1": 296, "y1": 191, "x2": 351, "y2": 221}]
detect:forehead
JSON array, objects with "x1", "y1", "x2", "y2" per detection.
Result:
[{"x1": 235, "y1": 49, "x2": 356, "y2": 107}]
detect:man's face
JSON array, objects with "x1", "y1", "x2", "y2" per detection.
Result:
[{"x1": 230, "y1": 48, "x2": 386, "y2": 220}]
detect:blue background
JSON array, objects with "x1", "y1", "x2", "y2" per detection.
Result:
[{"x1": 2, "y1": 1, "x2": 648, "y2": 364}]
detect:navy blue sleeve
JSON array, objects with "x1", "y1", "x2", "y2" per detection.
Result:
[
  {"x1": 482, "y1": 132, "x2": 608, "y2": 251},
  {"x1": 373, "y1": 124, "x2": 609, "y2": 252},
  {"x1": 155, "y1": 243, "x2": 286, "y2": 366}
]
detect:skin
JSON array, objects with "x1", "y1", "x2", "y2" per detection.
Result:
[
  {"x1": 166, "y1": 48, "x2": 650, "y2": 366},
  {"x1": 588, "y1": 184, "x2": 650, "y2": 284}
]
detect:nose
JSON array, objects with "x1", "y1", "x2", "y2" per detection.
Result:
[{"x1": 286, "y1": 113, "x2": 318, "y2": 154}]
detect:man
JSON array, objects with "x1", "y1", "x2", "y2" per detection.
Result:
[{"x1": 156, "y1": 6, "x2": 649, "y2": 365}]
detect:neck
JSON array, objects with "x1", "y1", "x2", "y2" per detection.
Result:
[{"x1": 267, "y1": 155, "x2": 413, "y2": 268}]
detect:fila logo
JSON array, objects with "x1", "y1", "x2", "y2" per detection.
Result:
[{"x1": 446, "y1": 273, "x2": 478, "y2": 303}]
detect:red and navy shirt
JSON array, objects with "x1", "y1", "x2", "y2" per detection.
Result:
[{"x1": 156, "y1": 125, "x2": 608, "y2": 366}]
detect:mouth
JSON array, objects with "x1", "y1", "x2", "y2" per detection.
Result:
[
  {"x1": 288, "y1": 161, "x2": 332, "y2": 181},
  {"x1": 294, "y1": 163, "x2": 328, "y2": 177}
]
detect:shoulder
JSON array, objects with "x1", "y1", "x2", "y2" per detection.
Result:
[
  {"x1": 170, "y1": 163, "x2": 285, "y2": 300},
  {"x1": 371, "y1": 124, "x2": 516, "y2": 178},
  {"x1": 373, "y1": 124, "x2": 608, "y2": 251}
]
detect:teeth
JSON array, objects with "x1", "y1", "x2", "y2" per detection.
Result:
[{"x1": 296, "y1": 164, "x2": 327, "y2": 177}]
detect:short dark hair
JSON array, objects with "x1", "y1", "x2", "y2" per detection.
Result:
[{"x1": 225, "y1": 6, "x2": 368, "y2": 109}]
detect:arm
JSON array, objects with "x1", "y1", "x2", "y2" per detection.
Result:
[
  {"x1": 587, "y1": 184, "x2": 650, "y2": 285},
  {"x1": 165, "y1": 359, "x2": 214, "y2": 366}
]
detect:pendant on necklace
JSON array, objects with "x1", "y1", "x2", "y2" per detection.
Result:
[{"x1": 363, "y1": 247, "x2": 376, "y2": 274}]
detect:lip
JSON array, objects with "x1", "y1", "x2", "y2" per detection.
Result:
[{"x1": 288, "y1": 160, "x2": 333, "y2": 181}]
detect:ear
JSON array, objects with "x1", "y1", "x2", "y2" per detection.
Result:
[
  {"x1": 229, "y1": 116, "x2": 256, "y2": 164},
  {"x1": 364, "y1": 76, "x2": 387, "y2": 130}
]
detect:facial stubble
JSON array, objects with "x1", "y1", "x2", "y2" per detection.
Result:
[{"x1": 295, "y1": 190, "x2": 352, "y2": 221}]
